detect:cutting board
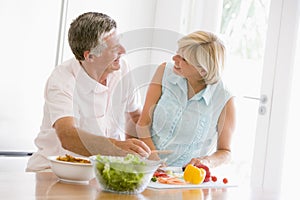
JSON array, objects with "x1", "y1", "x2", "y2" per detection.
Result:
[
  {"x1": 148, "y1": 166, "x2": 237, "y2": 189},
  {"x1": 148, "y1": 180, "x2": 237, "y2": 189}
]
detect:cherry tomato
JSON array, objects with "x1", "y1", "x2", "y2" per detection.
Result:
[{"x1": 211, "y1": 176, "x2": 217, "y2": 182}]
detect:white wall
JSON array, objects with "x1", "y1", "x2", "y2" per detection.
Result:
[{"x1": 0, "y1": 0, "x2": 61, "y2": 151}]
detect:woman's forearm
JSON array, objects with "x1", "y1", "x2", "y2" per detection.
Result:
[{"x1": 200, "y1": 150, "x2": 232, "y2": 168}]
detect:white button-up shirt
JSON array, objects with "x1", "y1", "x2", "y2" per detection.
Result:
[{"x1": 27, "y1": 58, "x2": 141, "y2": 171}]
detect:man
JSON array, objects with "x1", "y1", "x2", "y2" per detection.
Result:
[{"x1": 26, "y1": 12, "x2": 150, "y2": 172}]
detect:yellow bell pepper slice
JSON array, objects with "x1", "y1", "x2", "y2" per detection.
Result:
[{"x1": 183, "y1": 164, "x2": 206, "y2": 184}]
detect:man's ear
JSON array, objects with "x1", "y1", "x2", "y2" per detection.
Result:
[{"x1": 83, "y1": 51, "x2": 93, "y2": 62}]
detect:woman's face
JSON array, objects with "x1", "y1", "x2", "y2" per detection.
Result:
[{"x1": 172, "y1": 53, "x2": 203, "y2": 80}]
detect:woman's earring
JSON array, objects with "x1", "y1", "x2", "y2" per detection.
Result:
[{"x1": 200, "y1": 70, "x2": 207, "y2": 76}]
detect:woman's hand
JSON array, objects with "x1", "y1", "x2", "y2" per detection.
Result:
[
  {"x1": 186, "y1": 157, "x2": 210, "y2": 167},
  {"x1": 185, "y1": 149, "x2": 232, "y2": 169}
]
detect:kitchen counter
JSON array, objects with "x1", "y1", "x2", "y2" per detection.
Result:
[
  {"x1": 0, "y1": 155, "x2": 291, "y2": 199},
  {"x1": 0, "y1": 171, "x2": 286, "y2": 200}
]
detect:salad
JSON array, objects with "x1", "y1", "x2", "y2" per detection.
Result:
[{"x1": 93, "y1": 154, "x2": 158, "y2": 193}]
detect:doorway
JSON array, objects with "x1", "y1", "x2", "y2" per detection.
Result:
[{"x1": 219, "y1": 0, "x2": 271, "y2": 185}]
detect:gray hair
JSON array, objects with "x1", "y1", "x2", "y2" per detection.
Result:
[{"x1": 68, "y1": 12, "x2": 117, "y2": 61}]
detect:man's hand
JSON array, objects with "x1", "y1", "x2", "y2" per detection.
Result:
[{"x1": 111, "y1": 138, "x2": 151, "y2": 158}]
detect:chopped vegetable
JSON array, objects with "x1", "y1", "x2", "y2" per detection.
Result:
[
  {"x1": 183, "y1": 164, "x2": 206, "y2": 184},
  {"x1": 151, "y1": 177, "x2": 157, "y2": 182},
  {"x1": 157, "y1": 177, "x2": 186, "y2": 185},
  {"x1": 165, "y1": 170, "x2": 173, "y2": 175},
  {"x1": 194, "y1": 163, "x2": 211, "y2": 182},
  {"x1": 94, "y1": 154, "x2": 147, "y2": 192},
  {"x1": 183, "y1": 163, "x2": 211, "y2": 182},
  {"x1": 153, "y1": 170, "x2": 169, "y2": 178}
]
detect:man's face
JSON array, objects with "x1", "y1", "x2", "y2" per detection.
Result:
[{"x1": 93, "y1": 31, "x2": 126, "y2": 73}]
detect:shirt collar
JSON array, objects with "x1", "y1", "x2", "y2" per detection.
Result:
[
  {"x1": 167, "y1": 73, "x2": 186, "y2": 93},
  {"x1": 167, "y1": 73, "x2": 219, "y2": 105},
  {"x1": 195, "y1": 82, "x2": 220, "y2": 105},
  {"x1": 194, "y1": 85, "x2": 212, "y2": 105},
  {"x1": 76, "y1": 67, "x2": 108, "y2": 94}
]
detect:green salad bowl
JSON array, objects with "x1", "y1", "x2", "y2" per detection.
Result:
[{"x1": 89, "y1": 154, "x2": 161, "y2": 194}]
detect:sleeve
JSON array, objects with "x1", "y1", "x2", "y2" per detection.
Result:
[{"x1": 44, "y1": 71, "x2": 75, "y2": 127}]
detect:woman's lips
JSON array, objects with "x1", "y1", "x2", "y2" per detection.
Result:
[
  {"x1": 173, "y1": 64, "x2": 180, "y2": 69},
  {"x1": 173, "y1": 62, "x2": 180, "y2": 67}
]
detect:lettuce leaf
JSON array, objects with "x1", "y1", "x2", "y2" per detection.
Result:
[{"x1": 95, "y1": 154, "x2": 147, "y2": 192}]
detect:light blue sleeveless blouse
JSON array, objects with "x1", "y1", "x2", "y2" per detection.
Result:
[{"x1": 151, "y1": 62, "x2": 232, "y2": 167}]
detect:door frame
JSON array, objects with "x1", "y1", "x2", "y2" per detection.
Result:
[{"x1": 251, "y1": 0, "x2": 300, "y2": 191}]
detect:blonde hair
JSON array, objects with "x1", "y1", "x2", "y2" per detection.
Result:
[{"x1": 177, "y1": 31, "x2": 225, "y2": 84}]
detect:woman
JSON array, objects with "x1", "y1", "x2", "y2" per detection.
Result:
[{"x1": 137, "y1": 30, "x2": 236, "y2": 168}]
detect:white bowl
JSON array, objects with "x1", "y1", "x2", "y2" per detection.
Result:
[{"x1": 48, "y1": 156, "x2": 94, "y2": 183}]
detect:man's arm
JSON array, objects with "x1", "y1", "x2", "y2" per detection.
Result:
[{"x1": 54, "y1": 116, "x2": 151, "y2": 157}]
